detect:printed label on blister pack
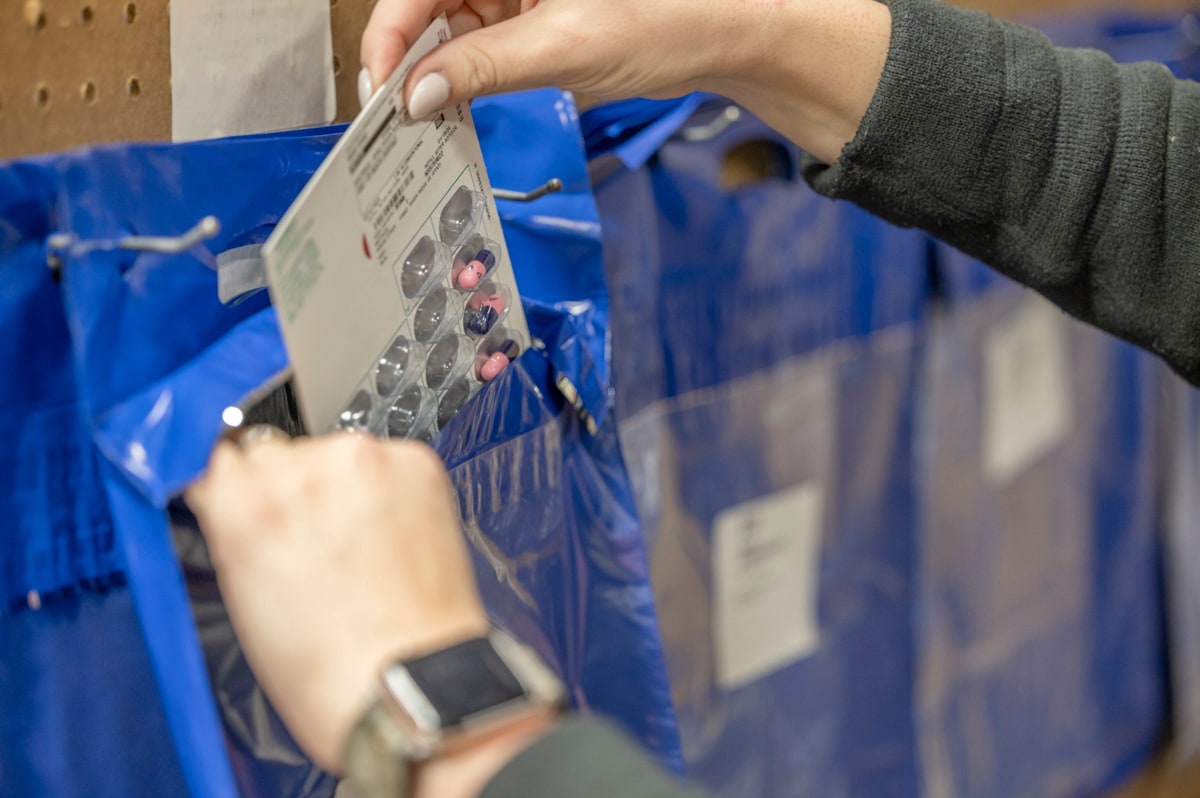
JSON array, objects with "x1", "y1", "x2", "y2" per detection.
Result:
[{"x1": 262, "y1": 16, "x2": 528, "y2": 432}]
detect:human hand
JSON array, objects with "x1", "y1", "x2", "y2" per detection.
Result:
[
  {"x1": 186, "y1": 433, "x2": 489, "y2": 772},
  {"x1": 359, "y1": 0, "x2": 892, "y2": 165},
  {"x1": 359, "y1": 0, "x2": 770, "y2": 119}
]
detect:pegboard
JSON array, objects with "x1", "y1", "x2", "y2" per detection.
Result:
[{"x1": 0, "y1": 0, "x2": 375, "y2": 159}]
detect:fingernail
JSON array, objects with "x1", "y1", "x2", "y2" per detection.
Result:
[
  {"x1": 407, "y1": 72, "x2": 451, "y2": 120},
  {"x1": 357, "y1": 68, "x2": 373, "y2": 109}
]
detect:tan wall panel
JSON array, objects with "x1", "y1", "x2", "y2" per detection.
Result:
[{"x1": 0, "y1": 0, "x2": 378, "y2": 158}]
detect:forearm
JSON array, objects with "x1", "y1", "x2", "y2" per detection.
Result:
[
  {"x1": 713, "y1": 0, "x2": 891, "y2": 165},
  {"x1": 803, "y1": 0, "x2": 1200, "y2": 383}
]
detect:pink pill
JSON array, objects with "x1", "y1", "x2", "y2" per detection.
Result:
[
  {"x1": 455, "y1": 260, "x2": 487, "y2": 290},
  {"x1": 479, "y1": 352, "x2": 511, "y2": 381}
]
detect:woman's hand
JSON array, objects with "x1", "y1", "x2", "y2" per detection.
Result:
[
  {"x1": 359, "y1": 0, "x2": 892, "y2": 165},
  {"x1": 361, "y1": 0, "x2": 762, "y2": 114},
  {"x1": 186, "y1": 433, "x2": 489, "y2": 772}
]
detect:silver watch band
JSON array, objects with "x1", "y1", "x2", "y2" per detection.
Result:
[
  {"x1": 343, "y1": 701, "x2": 415, "y2": 798},
  {"x1": 341, "y1": 630, "x2": 564, "y2": 798}
]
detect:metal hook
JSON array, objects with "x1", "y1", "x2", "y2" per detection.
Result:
[
  {"x1": 121, "y1": 215, "x2": 222, "y2": 254},
  {"x1": 46, "y1": 215, "x2": 222, "y2": 275},
  {"x1": 492, "y1": 178, "x2": 563, "y2": 203},
  {"x1": 677, "y1": 105, "x2": 742, "y2": 143}
]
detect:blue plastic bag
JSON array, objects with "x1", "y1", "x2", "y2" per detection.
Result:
[
  {"x1": 916, "y1": 246, "x2": 1167, "y2": 797},
  {"x1": 592, "y1": 100, "x2": 931, "y2": 797},
  {"x1": 1165, "y1": 383, "x2": 1200, "y2": 762},
  {"x1": 1, "y1": 89, "x2": 681, "y2": 796},
  {"x1": 0, "y1": 157, "x2": 192, "y2": 798}
]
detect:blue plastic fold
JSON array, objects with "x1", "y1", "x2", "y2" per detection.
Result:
[
  {"x1": 581, "y1": 94, "x2": 708, "y2": 169},
  {"x1": 0, "y1": 158, "x2": 192, "y2": 798},
  {"x1": 0, "y1": 158, "x2": 126, "y2": 606},
  {"x1": 436, "y1": 344, "x2": 682, "y2": 769}
]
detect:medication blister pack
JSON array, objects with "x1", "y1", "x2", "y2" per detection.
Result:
[
  {"x1": 335, "y1": 185, "x2": 530, "y2": 441},
  {"x1": 262, "y1": 16, "x2": 531, "y2": 437}
]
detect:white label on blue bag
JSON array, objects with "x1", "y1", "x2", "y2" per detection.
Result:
[
  {"x1": 713, "y1": 482, "x2": 823, "y2": 690},
  {"x1": 261, "y1": 16, "x2": 527, "y2": 432},
  {"x1": 983, "y1": 295, "x2": 1072, "y2": 484}
]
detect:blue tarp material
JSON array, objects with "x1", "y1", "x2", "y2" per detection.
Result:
[
  {"x1": 0, "y1": 157, "x2": 192, "y2": 798},
  {"x1": 0, "y1": 88, "x2": 681, "y2": 797},
  {"x1": 917, "y1": 246, "x2": 1167, "y2": 797},
  {"x1": 592, "y1": 101, "x2": 931, "y2": 797}
]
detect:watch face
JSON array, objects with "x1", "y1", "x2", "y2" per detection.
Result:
[{"x1": 402, "y1": 638, "x2": 527, "y2": 728}]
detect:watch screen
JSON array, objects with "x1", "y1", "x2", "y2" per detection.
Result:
[{"x1": 404, "y1": 638, "x2": 526, "y2": 728}]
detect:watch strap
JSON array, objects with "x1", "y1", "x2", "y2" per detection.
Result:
[
  {"x1": 341, "y1": 630, "x2": 564, "y2": 798},
  {"x1": 343, "y1": 700, "x2": 414, "y2": 798}
]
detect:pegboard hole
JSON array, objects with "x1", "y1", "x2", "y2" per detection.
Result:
[
  {"x1": 332, "y1": 54, "x2": 342, "y2": 75},
  {"x1": 80, "y1": 5, "x2": 93, "y2": 25},
  {"x1": 126, "y1": 77, "x2": 141, "y2": 99},
  {"x1": 123, "y1": 3, "x2": 137, "y2": 23},
  {"x1": 24, "y1": 1, "x2": 47, "y2": 30},
  {"x1": 80, "y1": 81, "x2": 96, "y2": 103},
  {"x1": 330, "y1": 0, "x2": 338, "y2": 7},
  {"x1": 34, "y1": 85, "x2": 50, "y2": 110}
]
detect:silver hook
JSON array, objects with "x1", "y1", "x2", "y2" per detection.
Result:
[
  {"x1": 677, "y1": 105, "x2": 742, "y2": 143},
  {"x1": 492, "y1": 178, "x2": 563, "y2": 203},
  {"x1": 47, "y1": 215, "x2": 222, "y2": 274},
  {"x1": 121, "y1": 215, "x2": 222, "y2": 254}
]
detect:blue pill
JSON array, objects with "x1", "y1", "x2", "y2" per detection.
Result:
[
  {"x1": 495, "y1": 339, "x2": 521, "y2": 359},
  {"x1": 466, "y1": 306, "x2": 499, "y2": 335}
]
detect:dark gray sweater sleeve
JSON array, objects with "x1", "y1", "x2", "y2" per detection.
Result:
[
  {"x1": 479, "y1": 717, "x2": 709, "y2": 798},
  {"x1": 804, "y1": 0, "x2": 1200, "y2": 384}
]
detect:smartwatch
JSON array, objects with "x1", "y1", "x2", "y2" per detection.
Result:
[{"x1": 342, "y1": 629, "x2": 564, "y2": 798}]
